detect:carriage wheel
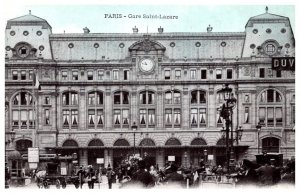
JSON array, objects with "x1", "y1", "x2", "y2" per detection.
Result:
[
  {"x1": 43, "y1": 180, "x2": 49, "y2": 189},
  {"x1": 55, "y1": 179, "x2": 61, "y2": 189},
  {"x1": 61, "y1": 179, "x2": 67, "y2": 189}
]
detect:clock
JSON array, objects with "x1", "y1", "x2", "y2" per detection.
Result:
[{"x1": 139, "y1": 58, "x2": 155, "y2": 72}]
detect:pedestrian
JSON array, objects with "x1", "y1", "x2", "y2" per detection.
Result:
[
  {"x1": 106, "y1": 165, "x2": 114, "y2": 189},
  {"x1": 77, "y1": 166, "x2": 85, "y2": 188}
]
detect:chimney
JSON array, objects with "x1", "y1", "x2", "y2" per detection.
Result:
[
  {"x1": 132, "y1": 26, "x2": 138, "y2": 33},
  {"x1": 207, "y1": 24, "x2": 213, "y2": 33},
  {"x1": 158, "y1": 26, "x2": 164, "y2": 33},
  {"x1": 83, "y1": 27, "x2": 90, "y2": 34}
]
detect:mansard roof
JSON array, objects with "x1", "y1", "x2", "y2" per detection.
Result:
[
  {"x1": 246, "y1": 12, "x2": 290, "y2": 27},
  {"x1": 6, "y1": 14, "x2": 52, "y2": 30}
]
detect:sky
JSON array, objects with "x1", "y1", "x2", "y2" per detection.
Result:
[{"x1": 2, "y1": 4, "x2": 295, "y2": 34}]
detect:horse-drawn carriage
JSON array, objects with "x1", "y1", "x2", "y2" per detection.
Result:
[{"x1": 35, "y1": 155, "x2": 80, "y2": 189}]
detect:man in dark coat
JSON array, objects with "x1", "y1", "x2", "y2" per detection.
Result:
[{"x1": 255, "y1": 162, "x2": 274, "y2": 186}]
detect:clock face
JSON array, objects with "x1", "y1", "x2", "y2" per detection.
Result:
[{"x1": 139, "y1": 58, "x2": 155, "y2": 72}]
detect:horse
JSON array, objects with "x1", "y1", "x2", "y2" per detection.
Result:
[{"x1": 34, "y1": 170, "x2": 47, "y2": 188}]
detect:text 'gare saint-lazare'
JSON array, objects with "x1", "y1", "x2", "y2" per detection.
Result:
[{"x1": 104, "y1": 13, "x2": 179, "y2": 19}]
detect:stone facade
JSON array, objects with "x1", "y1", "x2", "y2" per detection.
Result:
[{"x1": 5, "y1": 9, "x2": 295, "y2": 169}]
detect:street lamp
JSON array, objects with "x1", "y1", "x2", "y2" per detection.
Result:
[
  {"x1": 219, "y1": 84, "x2": 237, "y2": 172},
  {"x1": 131, "y1": 122, "x2": 138, "y2": 157},
  {"x1": 236, "y1": 126, "x2": 244, "y2": 145},
  {"x1": 5, "y1": 129, "x2": 16, "y2": 148},
  {"x1": 256, "y1": 123, "x2": 262, "y2": 154},
  {"x1": 203, "y1": 149, "x2": 208, "y2": 165}
]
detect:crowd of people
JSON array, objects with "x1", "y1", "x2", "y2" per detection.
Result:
[{"x1": 29, "y1": 154, "x2": 295, "y2": 189}]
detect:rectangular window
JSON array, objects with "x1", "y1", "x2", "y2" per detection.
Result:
[
  {"x1": 165, "y1": 70, "x2": 170, "y2": 80},
  {"x1": 114, "y1": 110, "x2": 121, "y2": 125},
  {"x1": 29, "y1": 110, "x2": 34, "y2": 127},
  {"x1": 165, "y1": 93, "x2": 172, "y2": 104},
  {"x1": 98, "y1": 70, "x2": 104, "y2": 80},
  {"x1": 29, "y1": 70, "x2": 33, "y2": 80},
  {"x1": 216, "y1": 69, "x2": 222, "y2": 79},
  {"x1": 175, "y1": 70, "x2": 181, "y2": 79},
  {"x1": 45, "y1": 96, "x2": 50, "y2": 105},
  {"x1": 62, "y1": 71, "x2": 68, "y2": 80},
  {"x1": 259, "y1": 107, "x2": 266, "y2": 125},
  {"x1": 71, "y1": 110, "x2": 78, "y2": 126},
  {"x1": 227, "y1": 69, "x2": 232, "y2": 79},
  {"x1": 190, "y1": 70, "x2": 196, "y2": 79},
  {"x1": 267, "y1": 107, "x2": 274, "y2": 126},
  {"x1": 88, "y1": 110, "x2": 95, "y2": 126},
  {"x1": 201, "y1": 69, "x2": 207, "y2": 79},
  {"x1": 88, "y1": 93, "x2": 95, "y2": 105},
  {"x1": 45, "y1": 109, "x2": 50, "y2": 125},
  {"x1": 200, "y1": 92, "x2": 206, "y2": 103},
  {"x1": 21, "y1": 70, "x2": 26, "y2": 80},
  {"x1": 148, "y1": 109, "x2": 155, "y2": 126},
  {"x1": 267, "y1": 89, "x2": 274, "y2": 102},
  {"x1": 12, "y1": 70, "x2": 18, "y2": 80},
  {"x1": 71, "y1": 93, "x2": 78, "y2": 105},
  {"x1": 122, "y1": 109, "x2": 129, "y2": 125},
  {"x1": 113, "y1": 70, "x2": 119, "y2": 80},
  {"x1": 174, "y1": 92, "x2": 181, "y2": 104},
  {"x1": 244, "y1": 107, "x2": 249, "y2": 123},
  {"x1": 174, "y1": 109, "x2": 181, "y2": 126},
  {"x1": 275, "y1": 107, "x2": 282, "y2": 126},
  {"x1": 191, "y1": 91, "x2": 197, "y2": 104},
  {"x1": 12, "y1": 110, "x2": 19, "y2": 126},
  {"x1": 114, "y1": 92, "x2": 121, "y2": 104},
  {"x1": 63, "y1": 110, "x2": 70, "y2": 126},
  {"x1": 20, "y1": 110, "x2": 27, "y2": 128},
  {"x1": 148, "y1": 93, "x2": 154, "y2": 104},
  {"x1": 87, "y1": 71, "x2": 93, "y2": 80},
  {"x1": 140, "y1": 93, "x2": 147, "y2": 104},
  {"x1": 62, "y1": 93, "x2": 69, "y2": 105},
  {"x1": 165, "y1": 109, "x2": 172, "y2": 125},
  {"x1": 140, "y1": 109, "x2": 146, "y2": 125},
  {"x1": 97, "y1": 110, "x2": 104, "y2": 125},
  {"x1": 191, "y1": 108, "x2": 198, "y2": 126},
  {"x1": 124, "y1": 70, "x2": 129, "y2": 80},
  {"x1": 276, "y1": 70, "x2": 282, "y2": 78},
  {"x1": 199, "y1": 108, "x2": 206, "y2": 125},
  {"x1": 259, "y1": 68, "x2": 265, "y2": 78},
  {"x1": 72, "y1": 71, "x2": 78, "y2": 80},
  {"x1": 122, "y1": 92, "x2": 129, "y2": 104}
]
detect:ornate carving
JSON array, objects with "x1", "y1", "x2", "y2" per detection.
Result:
[{"x1": 244, "y1": 66, "x2": 250, "y2": 76}]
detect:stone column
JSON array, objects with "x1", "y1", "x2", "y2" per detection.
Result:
[
  {"x1": 156, "y1": 149, "x2": 165, "y2": 168},
  {"x1": 182, "y1": 88, "x2": 189, "y2": 129},
  {"x1": 208, "y1": 86, "x2": 215, "y2": 127},
  {"x1": 80, "y1": 149, "x2": 88, "y2": 166},
  {"x1": 105, "y1": 88, "x2": 112, "y2": 130},
  {"x1": 131, "y1": 87, "x2": 138, "y2": 124},
  {"x1": 157, "y1": 88, "x2": 163, "y2": 129},
  {"x1": 79, "y1": 88, "x2": 86, "y2": 130},
  {"x1": 104, "y1": 149, "x2": 109, "y2": 168}
]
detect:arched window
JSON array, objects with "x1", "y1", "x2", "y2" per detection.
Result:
[
  {"x1": 164, "y1": 90, "x2": 181, "y2": 128},
  {"x1": 114, "y1": 91, "x2": 129, "y2": 105},
  {"x1": 87, "y1": 91, "x2": 104, "y2": 129},
  {"x1": 113, "y1": 139, "x2": 130, "y2": 146},
  {"x1": 139, "y1": 91, "x2": 156, "y2": 128},
  {"x1": 11, "y1": 91, "x2": 35, "y2": 129},
  {"x1": 258, "y1": 89, "x2": 283, "y2": 127},
  {"x1": 62, "y1": 91, "x2": 79, "y2": 129},
  {"x1": 191, "y1": 138, "x2": 207, "y2": 146},
  {"x1": 113, "y1": 91, "x2": 130, "y2": 128},
  {"x1": 165, "y1": 138, "x2": 181, "y2": 146},
  {"x1": 62, "y1": 139, "x2": 79, "y2": 147},
  {"x1": 190, "y1": 90, "x2": 207, "y2": 128},
  {"x1": 262, "y1": 137, "x2": 280, "y2": 153}
]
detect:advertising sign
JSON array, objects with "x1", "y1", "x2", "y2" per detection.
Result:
[
  {"x1": 208, "y1": 155, "x2": 214, "y2": 160},
  {"x1": 272, "y1": 57, "x2": 295, "y2": 71},
  {"x1": 97, "y1": 158, "x2": 104, "y2": 164},
  {"x1": 168, "y1": 156, "x2": 175, "y2": 161},
  {"x1": 61, "y1": 167, "x2": 67, "y2": 175},
  {"x1": 28, "y1": 147, "x2": 39, "y2": 163},
  {"x1": 29, "y1": 162, "x2": 38, "y2": 169}
]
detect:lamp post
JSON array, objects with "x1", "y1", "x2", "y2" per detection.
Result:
[
  {"x1": 219, "y1": 84, "x2": 237, "y2": 172},
  {"x1": 203, "y1": 149, "x2": 208, "y2": 165},
  {"x1": 256, "y1": 123, "x2": 262, "y2": 154},
  {"x1": 131, "y1": 122, "x2": 138, "y2": 157}
]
